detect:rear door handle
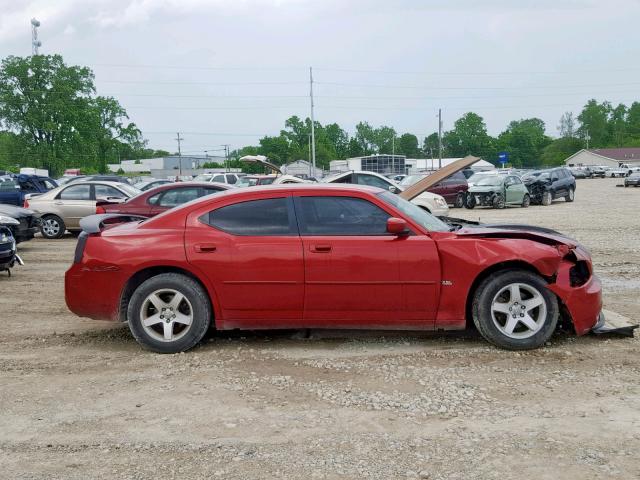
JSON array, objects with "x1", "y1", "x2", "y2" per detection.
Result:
[
  {"x1": 194, "y1": 243, "x2": 217, "y2": 253},
  {"x1": 310, "y1": 244, "x2": 332, "y2": 253}
]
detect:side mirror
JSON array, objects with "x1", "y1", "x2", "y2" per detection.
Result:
[
  {"x1": 388, "y1": 185, "x2": 399, "y2": 194},
  {"x1": 387, "y1": 217, "x2": 409, "y2": 236}
]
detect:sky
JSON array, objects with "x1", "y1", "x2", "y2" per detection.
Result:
[{"x1": 1, "y1": 0, "x2": 640, "y2": 156}]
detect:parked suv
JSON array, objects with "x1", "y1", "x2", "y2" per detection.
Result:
[
  {"x1": 522, "y1": 167, "x2": 576, "y2": 205},
  {"x1": 192, "y1": 173, "x2": 244, "y2": 185},
  {"x1": 0, "y1": 174, "x2": 58, "y2": 206}
]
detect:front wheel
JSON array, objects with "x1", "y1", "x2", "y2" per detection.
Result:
[
  {"x1": 541, "y1": 191, "x2": 552, "y2": 206},
  {"x1": 465, "y1": 194, "x2": 475, "y2": 209},
  {"x1": 127, "y1": 273, "x2": 212, "y2": 353},
  {"x1": 521, "y1": 193, "x2": 530, "y2": 208},
  {"x1": 565, "y1": 187, "x2": 575, "y2": 202},
  {"x1": 493, "y1": 194, "x2": 505, "y2": 209},
  {"x1": 40, "y1": 215, "x2": 65, "y2": 239},
  {"x1": 454, "y1": 192, "x2": 465, "y2": 208},
  {"x1": 472, "y1": 270, "x2": 559, "y2": 350}
]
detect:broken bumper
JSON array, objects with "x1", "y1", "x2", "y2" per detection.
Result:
[{"x1": 591, "y1": 310, "x2": 638, "y2": 337}]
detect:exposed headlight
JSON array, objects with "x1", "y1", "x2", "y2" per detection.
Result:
[
  {"x1": 0, "y1": 233, "x2": 10, "y2": 244},
  {"x1": 435, "y1": 198, "x2": 447, "y2": 207}
]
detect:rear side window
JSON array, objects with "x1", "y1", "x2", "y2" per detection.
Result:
[
  {"x1": 59, "y1": 184, "x2": 91, "y2": 200},
  {"x1": 295, "y1": 196, "x2": 390, "y2": 235},
  {"x1": 205, "y1": 197, "x2": 293, "y2": 236},
  {"x1": 158, "y1": 188, "x2": 200, "y2": 207},
  {"x1": 226, "y1": 174, "x2": 237, "y2": 184}
]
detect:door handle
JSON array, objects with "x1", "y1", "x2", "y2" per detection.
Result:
[
  {"x1": 194, "y1": 244, "x2": 217, "y2": 253},
  {"x1": 310, "y1": 244, "x2": 332, "y2": 253}
]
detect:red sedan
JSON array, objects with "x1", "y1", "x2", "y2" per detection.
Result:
[
  {"x1": 66, "y1": 184, "x2": 603, "y2": 353},
  {"x1": 97, "y1": 182, "x2": 230, "y2": 217}
]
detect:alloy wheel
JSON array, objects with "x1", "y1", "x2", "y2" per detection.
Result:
[
  {"x1": 490, "y1": 283, "x2": 547, "y2": 339},
  {"x1": 140, "y1": 289, "x2": 194, "y2": 342}
]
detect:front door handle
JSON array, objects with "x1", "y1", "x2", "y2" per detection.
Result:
[
  {"x1": 194, "y1": 243, "x2": 217, "y2": 253},
  {"x1": 310, "y1": 244, "x2": 332, "y2": 253}
]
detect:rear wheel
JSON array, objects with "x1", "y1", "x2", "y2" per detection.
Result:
[
  {"x1": 127, "y1": 273, "x2": 212, "y2": 353},
  {"x1": 454, "y1": 192, "x2": 465, "y2": 208},
  {"x1": 565, "y1": 187, "x2": 575, "y2": 202},
  {"x1": 472, "y1": 270, "x2": 559, "y2": 350},
  {"x1": 521, "y1": 193, "x2": 530, "y2": 208},
  {"x1": 40, "y1": 215, "x2": 65, "y2": 239}
]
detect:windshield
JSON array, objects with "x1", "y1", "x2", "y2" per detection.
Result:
[
  {"x1": 476, "y1": 176, "x2": 504, "y2": 186},
  {"x1": 118, "y1": 184, "x2": 142, "y2": 197},
  {"x1": 377, "y1": 191, "x2": 449, "y2": 232},
  {"x1": 193, "y1": 174, "x2": 213, "y2": 182},
  {"x1": 399, "y1": 174, "x2": 427, "y2": 187}
]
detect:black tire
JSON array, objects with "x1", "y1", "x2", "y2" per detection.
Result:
[
  {"x1": 465, "y1": 194, "x2": 475, "y2": 209},
  {"x1": 541, "y1": 191, "x2": 552, "y2": 206},
  {"x1": 472, "y1": 270, "x2": 559, "y2": 350},
  {"x1": 493, "y1": 194, "x2": 505, "y2": 209},
  {"x1": 565, "y1": 187, "x2": 575, "y2": 202},
  {"x1": 40, "y1": 214, "x2": 66, "y2": 239},
  {"x1": 522, "y1": 193, "x2": 530, "y2": 208},
  {"x1": 127, "y1": 273, "x2": 212, "y2": 353},
  {"x1": 454, "y1": 192, "x2": 465, "y2": 209}
]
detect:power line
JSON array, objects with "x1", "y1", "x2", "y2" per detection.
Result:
[{"x1": 315, "y1": 81, "x2": 640, "y2": 91}]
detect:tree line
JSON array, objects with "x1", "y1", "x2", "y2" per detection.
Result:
[{"x1": 1, "y1": 54, "x2": 640, "y2": 176}]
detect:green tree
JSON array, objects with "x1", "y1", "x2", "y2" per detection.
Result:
[
  {"x1": 558, "y1": 112, "x2": 577, "y2": 138},
  {"x1": 577, "y1": 99, "x2": 612, "y2": 147},
  {"x1": 608, "y1": 103, "x2": 627, "y2": 147},
  {"x1": 443, "y1": 112, "x2": 495, "y2": 160},
  {"x1": 497, "y1": 118, "x2": 551, "y2": 168},
  {"x1": 540, "y1": 137, "x2": 583, "y2": 166},
  {"x1": 396, "y1": 133, "x2": 420, "y2": 157}
]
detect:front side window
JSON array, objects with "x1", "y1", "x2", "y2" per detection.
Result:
[
  {"x1": 158, "y1": 188, "x2": 200, "y2": 207},
  {"x1": 378, "y1": 191, "x2": 449, "y2": 232},
  {"x1": 296, "y1": 196, "x2": 390, "y2": 236},
  {"x1": 59, "y1": 184, "x2": 91, "y2": 200},
  {"x1": 206, "y1": 197, "x2": 292, "y2": 236},
  {"x1": 212, "y1": 175, "x2": 225, "y2": 183}
]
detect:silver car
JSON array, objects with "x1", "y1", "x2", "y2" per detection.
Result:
[{"x1": 26, "y1": 181, "x2": 140, "y2": 239}]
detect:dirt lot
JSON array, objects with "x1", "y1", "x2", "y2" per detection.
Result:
[{"x1": 1, "y1": 177, "x2": 639, "y2": 479}]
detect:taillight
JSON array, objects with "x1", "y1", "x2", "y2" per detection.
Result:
[
  {"x1": 96, "y1": 205, "x2": 106, "y2": 214},
  {"x1": 23, "y1": 199, "x2": 29, "y2": 208}
]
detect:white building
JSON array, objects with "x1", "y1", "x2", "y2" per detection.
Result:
[
  {"x1": 281, "y1": 159, "x2": 324, "y2": 178},
  {"x1": 108, "y1": 155, "x2": 227, "y2": 174},
  {"x1": 564, "y1": 148, "x2": 640, "y2": 168},
  {"x1": 329, "y1": 155, "x2": 494, "y2": 174}
]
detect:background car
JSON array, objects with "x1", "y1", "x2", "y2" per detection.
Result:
[
  {"x1": 324, "y1": 170, "x2": 449, "y2": 216},
  {"x1": 66, "y1": 175, "x2": 133, "y2": 185},
  {"x1": 522, "y1": 167, "x2": 576, "y2": 205},
  {"x1": 236, "y1": 174, "x2": 307, "y2": 186},
  {"x1": 624, "y1": 172, "x2": 640, "y2": 187},
  {"x1": 400, "y1": 171, "x2": 468, "y2": 207},
  {"x1": 466, "y1": 174, "x2": 530, "y2": 209},
  {"x1": 0, "y1": 174, "x2": 58, "y2": 206},
  {"x1": 26, "y1": 181, "x2": 140, "y2": 238},
  {"x1": 0, "y1": 204, "x2": 41, "y2": 243},
  {"x1": 133, "y1": 179, "x2": 174, "y2": 191},
  {"x1": 99, "y1": 182, "x2": 231, "y2": 217},
  {"x1": 192, "y1": 172, "x2": 244, "y2": 185}
]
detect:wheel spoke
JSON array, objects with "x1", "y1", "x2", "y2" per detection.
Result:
[
  {"x1": 523, "y1": 294, "x2": 544, "y2": 311},
  {"x1": 142, "y1": 313, "x2": 163, "y2": 327},
  {"x1": 509, "y1": 284, "x2": 522, "y2": 303},
  {"x1": 173, "y1": 312, "x2": 192, "y2": 326},
  {"x1": 148, "y1": 292, "x2": 166, "y2": 312},
  {"x1": 163, "y1": 321, "x2": 173, "y2": 340},
  {"x1": 504, "y1": 317, "x2": 519, "y2": 334},
  {"x1": 492, "y1": 302, "x2": 511, "y2": 314},
  {"x1": 520, "y1": 313, "x2": 538, "y2": 331},
  {"x1": 169, "y1": 292, "x2": 185, "y2": 310}
]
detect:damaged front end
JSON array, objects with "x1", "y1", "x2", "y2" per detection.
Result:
[
  {"x1": 466, "y1": 189, "x2": 503, "y2": 209},
  {"x1": 524, "y1": 180, "x2": 549, "y2": 204}
]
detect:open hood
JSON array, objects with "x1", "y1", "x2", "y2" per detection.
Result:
[
  {"x1": 239, "y1": 155, "x2": 282, "y2": 174},
  {"x1": 399, "y1": 155, "x2": 481, "y2": 201}
]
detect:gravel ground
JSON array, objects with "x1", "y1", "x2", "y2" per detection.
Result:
[{"x1": 0, "y1": 177, "x2": 639, "y2": 479}]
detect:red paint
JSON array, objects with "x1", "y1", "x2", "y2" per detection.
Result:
[{"x1": 65, "y1": 184, "x2": 602, "y2": 337}]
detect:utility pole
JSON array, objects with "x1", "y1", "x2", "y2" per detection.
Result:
[
  {"x1": 309, "y1": 67, "x2": 317, "y2": 174},
  {"x1": 175, "y1": 132, "x2": 183, "y2": 178},
  {"x1": 438, "y1": 108, "x2": 443, "y2": 169},
  {"x1": 31, "y1": 19, "x2": 41, "y2": 55},
  {"x1": 222, "y1": 144, "x2": 230, "y2": 171},
  {"x1": 308, "y1": 133, "x2": 312, "y2": 178},
  {"x1": 585, "y1": 130, "x2": 590, "y2": 149}
]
